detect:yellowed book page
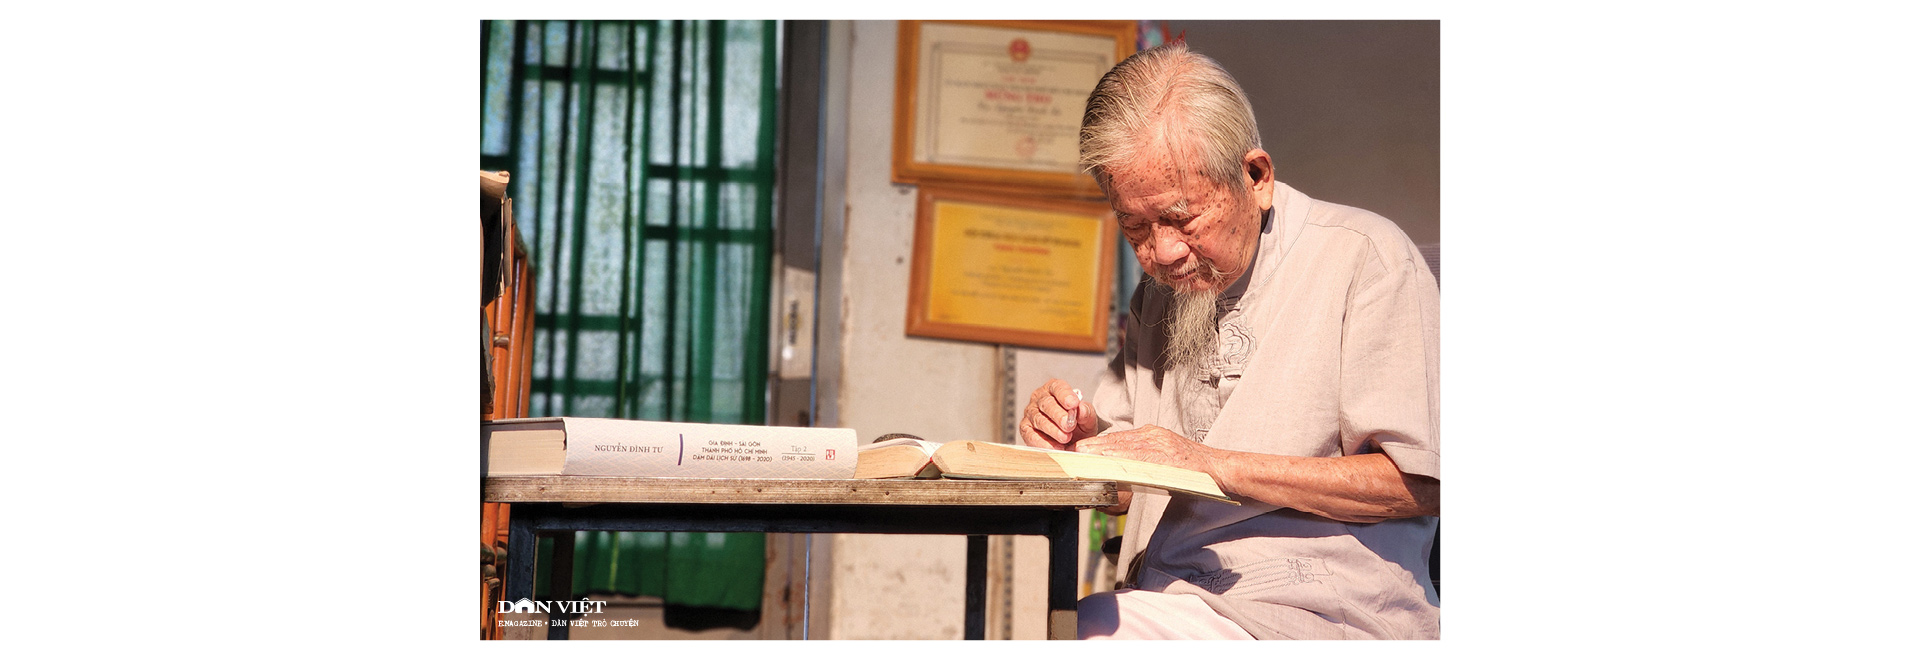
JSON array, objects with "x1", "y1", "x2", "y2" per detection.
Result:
[
  {"x1": 1047, "y1": 450, "x2": 1231, "y2": 502},
  {"x1": 855, "y1": 438, "x2": 942, "y2": 479},
  {"x1": 931, "y1": 441, "x2": 1070, "y2": 479},
  {"x1": 926, "y1": 441, "x2": 1232, "y2": 502},
  {"x1": 486, "y1": 428, "x2": 567, "y2": 475}
]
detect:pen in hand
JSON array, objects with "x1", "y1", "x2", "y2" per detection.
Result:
[{"x1": 1065, "y1": 388, "x2": 1083, "y2": 444}]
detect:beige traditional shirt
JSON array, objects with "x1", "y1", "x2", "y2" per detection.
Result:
[{"x1": 1095, "y1": 181, "x2": 1440, "y2": 639}]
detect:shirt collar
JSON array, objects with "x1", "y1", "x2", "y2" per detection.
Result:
[{"x1": 1227, "y1": 182, "x2": 1309, "y2": 310}]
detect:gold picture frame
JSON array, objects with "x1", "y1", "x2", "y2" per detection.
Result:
[
  {"x1": 892, "y1": 20, "x2": 1137, "y2": 196},
  {"x1": 906, "y1": 185, "x2": 1117, "y2": 352}
]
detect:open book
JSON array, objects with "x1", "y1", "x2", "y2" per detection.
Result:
[{"x1": 856, "y1": 435, "x2": 1234, "y2": 503}]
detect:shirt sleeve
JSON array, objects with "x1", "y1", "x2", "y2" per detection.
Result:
[{"x1": 1339, "y1": 236, "x2": 1441, "y2": 481}]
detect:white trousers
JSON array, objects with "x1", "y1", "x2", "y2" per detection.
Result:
[{"x1": 1077, "y1": 588, "x2": 1257, "y2": 640}]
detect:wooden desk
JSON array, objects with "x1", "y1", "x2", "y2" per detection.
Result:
[{"x1": 484, "y1": 477, "x2": 1118, "y2": 640}]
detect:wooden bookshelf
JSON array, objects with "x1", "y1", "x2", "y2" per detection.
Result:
[{"x1": 481, "y1": 170, "x2": 535, "y2": 640}]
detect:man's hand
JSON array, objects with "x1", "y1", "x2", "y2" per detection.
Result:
[
  {"x1": 1072, "y1": 425, "x2": 1223, "y2": 479},
  {"x1": 1076, "y1": 425, "x2": 1438, "y2": 523},
  {"x1": 1018, "y1": 379, "x2": 1097, "y2": 450}
]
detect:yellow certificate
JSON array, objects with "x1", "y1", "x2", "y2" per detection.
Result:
[{"x1": 907, "y1": 186, "x2": 1115, "y2": 352}]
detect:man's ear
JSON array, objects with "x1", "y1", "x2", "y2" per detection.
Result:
[{"x1": 1243, "y1": 148, "x2": 1275, "y2": 212}]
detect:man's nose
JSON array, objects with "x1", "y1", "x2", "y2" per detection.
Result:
[{"x1": 1148, "y1": 225, "x2": 1189, "y2": 265}]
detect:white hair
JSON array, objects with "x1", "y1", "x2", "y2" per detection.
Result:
[{"x1": 1079, "y1": 42, "x2": 1262, "y2": 192}]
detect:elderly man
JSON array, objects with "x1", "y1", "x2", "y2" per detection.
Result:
[{"x1": 1019, "y1": 42, "x2": 1440, "y2": 640}]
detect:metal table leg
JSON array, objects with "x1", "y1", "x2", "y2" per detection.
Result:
[
  {"x1": 546, "y1": 530, "x2": 575, "y2": 640},
  {"x1": 1046, "y1": 510, "x2": 1078, "y2": 640},
  {"x1": 965, "y1": 534, "x2": 988, "y2": 639},
  {"x1": 506, "y1": 511, "x2": 535, "y2": 603}
]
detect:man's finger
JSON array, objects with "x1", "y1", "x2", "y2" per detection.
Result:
[
  {"x1": 1072, "y1": 389, "x2": 1097, "y2": 433},
  {"x1": 1071, "y1": 433, "x2": 1107, "y2": 453},
  {"x1": 1032, "y1": 394, "x2": 1073, "y2": 434},
  {"x1": 1017, "y1": 417, "x2": 1043, "y2": 448},
  {"x1": 1049, "y1": 380, "x2": 1081, "y2": 413},
  {"x1": 1024, "y1": 404, "x2": 1071, "y2": 446},
  {"x1": 1019, "y1": 416, "x2": 1067, "y2": 450}
]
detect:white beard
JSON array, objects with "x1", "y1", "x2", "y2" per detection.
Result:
[{"x1": 1162, "y1": 283, "x2": 1220, "y2": 371}]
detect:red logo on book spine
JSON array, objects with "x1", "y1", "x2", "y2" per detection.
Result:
[{"x1": 826, "y1": 449, "x2": 837, "y2": 460}]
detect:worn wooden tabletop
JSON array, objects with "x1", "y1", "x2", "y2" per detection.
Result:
[{"x1": 483, "y1": 477, "x2": 1118, "y2": 507}]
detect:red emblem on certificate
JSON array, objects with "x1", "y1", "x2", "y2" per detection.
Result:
[
  {"x1": 1014, "y1": 135, "x2": 1037, "y2": 160},
  {"x1": 1008, "y1": 38, "x2": 1031, "y2": 62}
]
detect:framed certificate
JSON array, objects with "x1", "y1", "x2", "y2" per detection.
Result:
[
  {"x1": 893, "y1": 20, "x2": 1137, "y2": 195},
  {"x1": 906, "y1": 185, "x2": 1117, "y2": 352}
]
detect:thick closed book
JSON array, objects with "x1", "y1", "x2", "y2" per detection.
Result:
[
  {"x1": 484, "y1": 417, "x2": 857, "y2": 479},
  {"x1": 856, "y1": 436, "x2": 1233, "y2": 503}
]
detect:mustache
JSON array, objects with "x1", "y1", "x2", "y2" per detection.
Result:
[{"x1": 1151, "y1": 254, "x2": 1231, "y2": 285}]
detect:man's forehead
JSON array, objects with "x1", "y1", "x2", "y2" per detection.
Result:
[
  {"x1": 1114, "y1": 196, "x2": 1189, "y2": 219},
  {"x1": 1108, "y1": 146, "x2": 1212, "y2": 189},
  {"x1": 1107, "y1": 159, "x2": 1216, "y2": 212}
]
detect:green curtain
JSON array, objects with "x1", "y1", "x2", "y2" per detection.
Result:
[{"x1": 480, "y1": 19, "x2": 779, "y2": 615}]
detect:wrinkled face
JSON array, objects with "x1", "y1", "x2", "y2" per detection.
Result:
[{"x1": 1105, "y1": 134, "x2": 1270, "y2": 294}]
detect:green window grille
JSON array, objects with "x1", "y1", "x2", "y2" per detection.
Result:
[{"x1": 481, "y1": 19, "x2": 780, "y2": 619}]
